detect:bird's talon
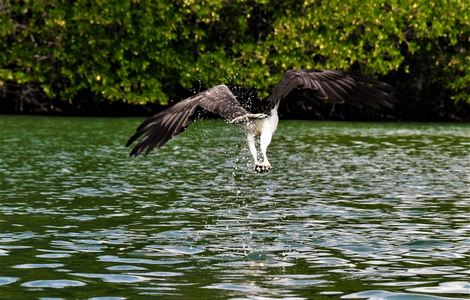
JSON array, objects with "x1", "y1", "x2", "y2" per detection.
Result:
[{"x1": 254, "y1": 163, "x2": 272, "y2": 173}]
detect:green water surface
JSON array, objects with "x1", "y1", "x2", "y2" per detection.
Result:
[{"x1": 0, "y1": 116, "x2": 469, "y2": 299}]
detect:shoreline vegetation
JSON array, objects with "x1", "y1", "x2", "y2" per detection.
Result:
[{"x1": 1, "y1": 1, "x2": 469, "y2": 121}]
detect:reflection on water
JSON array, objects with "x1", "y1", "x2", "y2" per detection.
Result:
[{"x1": 0, "y1": 116, "x2": 469, "y2": 299}]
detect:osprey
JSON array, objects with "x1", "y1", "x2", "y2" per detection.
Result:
[{"x1": 126, "y1": 69, "x2": 396, "y2": 173}]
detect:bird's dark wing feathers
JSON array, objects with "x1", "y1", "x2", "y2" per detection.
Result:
[
  {"x1": 266, "y1": 69, "x2": 396, "y2": 110},
  {"x1": 126, "y1": 84, "x2": 248, "y2": 156}
]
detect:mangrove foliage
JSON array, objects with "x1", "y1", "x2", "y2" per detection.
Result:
[{"x1": 0, "y1": 0, "x2": 469, "y2": 119}]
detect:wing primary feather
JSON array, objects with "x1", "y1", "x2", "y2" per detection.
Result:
[
  {"x1": 319, "y1": 82, "x2": 343, "y2": 103},
  {"x1": 266, "y1": 69, "x2": 396, "y2": 110}
]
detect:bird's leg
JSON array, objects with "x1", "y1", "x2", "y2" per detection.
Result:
[
  {"x1": 246, "y1": 133, "x2": 259, "y2": 165},
  {"x1": 254, "y1": 130, "x2": 273, "y2": 173}
]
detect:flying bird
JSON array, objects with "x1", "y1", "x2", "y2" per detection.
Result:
[{"x1": 126, "y1": 69, "x2": 396, "y2": 172}]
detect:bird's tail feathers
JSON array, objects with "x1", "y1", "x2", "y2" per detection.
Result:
[{"x1": 229, "y1": 113, "x2": 268, "y2": 124}]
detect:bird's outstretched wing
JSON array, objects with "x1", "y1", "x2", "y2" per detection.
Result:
[
  {"x1": 126, "y1": 84, "x2": 249, "y2": 156},
  {"x1": 266, "y1": 69, "x2": 396, "y2": 110}
]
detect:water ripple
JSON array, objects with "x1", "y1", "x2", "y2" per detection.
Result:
[
  {"x1": 0, "y1": 277, "x2": 19, "y2": 286},
  {"x1": 0, "y1": 117, "x2": 468, "y2": 299},
  {"x1": 21, "y1": 280, "x2": 86, "y2": 288}
]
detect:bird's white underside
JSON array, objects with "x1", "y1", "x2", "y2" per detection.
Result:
[{"x1": 244, "y1": 105, "x2": 279, "y2": 169}]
